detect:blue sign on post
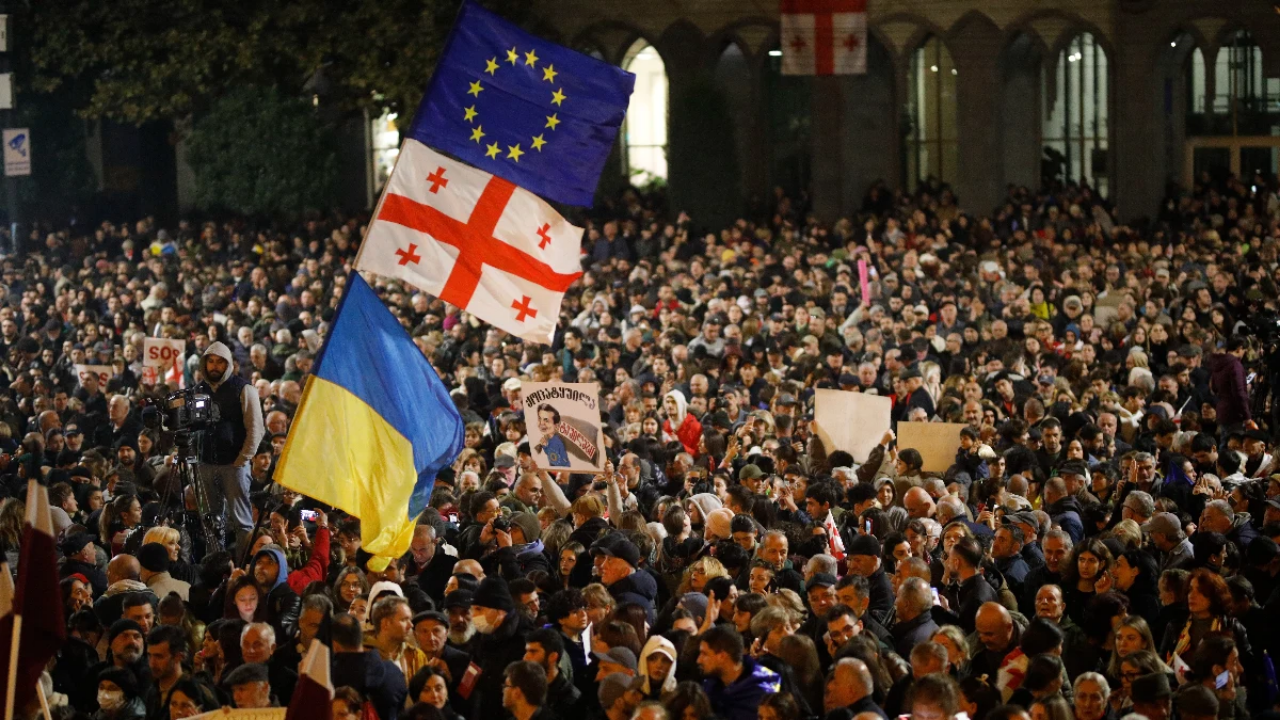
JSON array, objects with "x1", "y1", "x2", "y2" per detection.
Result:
[{"x1": 3, "y1": 128, "x2": 29, "y2": 177}]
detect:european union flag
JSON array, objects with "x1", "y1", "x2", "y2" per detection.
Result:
[{"x1": 408, "y1": 1, "x2": 635, "y2": 207}]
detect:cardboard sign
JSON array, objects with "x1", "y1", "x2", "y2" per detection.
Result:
[
  {"x1": 144, "y1": 337, "x2": 186, "y2": 387},
  {"x1": 1092, "y1": 291, "x2": 1127, "y2": 330},
  {"x1": 898, "y1": 422, "x2": 966, "y2": 473},
  {"x1": 813, "y1": 389, "x2": 891, "y2": 464},
  {"x1": 143, "y1": 337, "x2": 186, "y2": 368},
  {"x1": 188, "y1": 709, "x2": 286, "y2": 720},
  {"x1": 73, "y1": 364, "x2": 112, "y2": 387},
  {"x1": 522, "y1": 382, "x2": 605, "y2": 473}
]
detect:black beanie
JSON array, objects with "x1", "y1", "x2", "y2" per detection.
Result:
[
  {"x1": 472, "y1": 576, "x2": 514, "y2": 612},
  {"x1": 138, "y1": 542, "x2": 171, "y2": 573}
]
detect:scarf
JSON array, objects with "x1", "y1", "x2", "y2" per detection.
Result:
[{"x1": 1169, "y1": 615, "x2": 1221, "y2": 666}]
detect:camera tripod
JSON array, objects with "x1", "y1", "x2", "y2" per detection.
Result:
[{"x1": 157, "y1": 430, "x2": 226, "y2": 553}]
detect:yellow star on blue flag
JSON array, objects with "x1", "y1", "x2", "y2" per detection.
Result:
[{"x1": 407, "y1": 1, "x2": 635, "y2": 207}]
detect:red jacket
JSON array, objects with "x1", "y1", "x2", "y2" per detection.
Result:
[
  {"x1": 287, "y1": 526, "x2": 330, "y2": 595},
  {"x1": 665, "y1": 413, "x2": 703, "y2": 456}
]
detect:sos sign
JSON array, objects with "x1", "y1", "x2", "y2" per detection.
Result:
[{"x1": 143, "y1": 338, "x2": 186, "y2": 368}]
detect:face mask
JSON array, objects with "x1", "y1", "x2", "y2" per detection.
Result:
[
  {"x1": 471, "y1": 613, "x2": 496, "y2": 634},
  {"x1": 98, "y1": 690, "x2": 125, "y2": 712}
]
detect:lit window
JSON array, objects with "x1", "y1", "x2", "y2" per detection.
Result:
[
  {"x1": 370, "y1": 111, "x2": 400, "y2": 193},
  {"x1": 622, "y1": 41, "x2": 668, "y2": 184},
  {"x1": 1042, "y1": 33, "x2": 1109, "y2": 195},
  {"x1": 906, "y1": 37, "x2": 958, "y2": 186}
]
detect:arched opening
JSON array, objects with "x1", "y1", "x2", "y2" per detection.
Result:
[
  {"x1": 905, "y1": 35, "x2": 959, "y2": 188},
  {"x1": 1042, "y1": 32, "x2": 1109, "y2": 195},
  {"x1": 1190, "y1": 46, "x2": 1207, "y2": 114},
  {"x1": 622, "y1": 40, "x2": 668, "y2": 185},
  {"x1": 1212, "y1": 30, "x2": 1273, "y2": 134},
  {"x1": 1182, "y1": 30, "x2": 1280, "y2": 186}
]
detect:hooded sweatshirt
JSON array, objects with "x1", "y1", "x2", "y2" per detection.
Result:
[
  {"x1": 663, "y1": 390, "x2": 702, "y2": 455},
  {"x1": 687, "y1": 494, "x2": 723, "y2": 530},
  {"x1": 253, "y1": 545, "x2": 301, "y2": 640},
  {"x1": 254, "y1": 546, "x2": 290, "y2": 591},
  {"x1": 638, "y1": 635, "x2": 678, "y2": 698},
  {"x1": 200, "y1": 341, "x2": 265, "y2": 467}
]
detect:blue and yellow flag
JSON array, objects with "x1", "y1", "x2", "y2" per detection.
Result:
[
  {"x1": 408, "y1": 1, "x2": 635, "y2": 207},
  {"x1": 275, "y1": 271, "x2": 463, "y2": 560}
]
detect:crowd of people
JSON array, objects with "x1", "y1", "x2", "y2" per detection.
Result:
[{"x1": 7, "y1": 172, "x2": 1280, "y2": 720}]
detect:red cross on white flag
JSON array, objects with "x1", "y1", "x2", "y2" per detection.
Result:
[
  {"x1": 356, "y1": 139, "x2": 584, "y2": 344},
  {"x1": 780, "y1": 0, "x2": 867, "y2": 76}
]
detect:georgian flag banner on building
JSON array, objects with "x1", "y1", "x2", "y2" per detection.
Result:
[
  {"x1": 356, "y1": 139, "x2": 584, "y2": 345},
  {"x1": 780, "y1": 0, "x2": 868, "y2": 76}
]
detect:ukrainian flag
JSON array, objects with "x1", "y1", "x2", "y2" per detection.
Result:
[{"x1": 275, "y1": 271, "x2": 463, "y2": 560}]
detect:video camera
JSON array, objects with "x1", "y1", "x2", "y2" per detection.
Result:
[{"x1": 141, "y1": 388, "x2": 221, "y2": 432}]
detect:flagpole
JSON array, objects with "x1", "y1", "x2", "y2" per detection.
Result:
[
  {"x1": 34, "y1": 677, "x2": 50, "y2": 720},
  {"x1": 354, "y1": 138, "x2": 409, "y2": 271},
  {"x1": 3, "y1": 614, "x2": 21, "y2": 720}
]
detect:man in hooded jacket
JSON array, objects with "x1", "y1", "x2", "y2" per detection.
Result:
[
  {"x1": 252, "y1": 545, "x2": 301, "y2": 641},
  {"x1": 197, "y1": 341, "x2": 265, "y2": 552}
]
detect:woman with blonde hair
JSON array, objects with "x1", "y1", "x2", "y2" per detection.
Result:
[
  {"x1": 1106, "y1": 615, "x2": 1169, "y2": 681},
  {"x1": 143, "y1": 525, "x2": 196, "y2": 583},
  {"x1": 582, "y1": 583, "x2": 616, "y2": 626},
  {"x1": 765, "y1": 588, "x2": 807, "y2": 623},
  {"x1": 931, "y1": 626, "x2": 971, "y2": 677},
  {"x1": 676, "y1": 556, "x2": 729, "y2": 596},
  {"x1": 1108, "y1": 519, "x2": 1143, "y2": 550}
]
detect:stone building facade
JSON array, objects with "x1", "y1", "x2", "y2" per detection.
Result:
[{"x1": 532, "y1": 0, "x2": 1280, "y2": 221}]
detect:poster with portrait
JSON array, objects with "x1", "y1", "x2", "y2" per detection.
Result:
[{"x1": 522, "y1": 381, "x2": 605, "y2": 473}]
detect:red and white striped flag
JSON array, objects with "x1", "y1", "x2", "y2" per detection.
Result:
[
  {"x1": 285, "y1": 639, "x2": 333, "y2": 720},
  {"x1": 356, "y1": 139, "x2": 584, "y2": 345},
  {"x1": 780, "y1": 0, "x2": 867, "y2": 75},
  {"x1": 1, "y1": 481, "x2": 66, "y2": 718}
]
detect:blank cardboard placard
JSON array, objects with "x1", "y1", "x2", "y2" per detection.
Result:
[
  {"x1": 1092, "y1": 291, "x2": 1127, "y2": 329},
  {"x1": 898, "y1": 422, "x2": 966, "y2": 473},
  {"x1": 813, "y1": 390, "x2": 891, "y2": 463}
]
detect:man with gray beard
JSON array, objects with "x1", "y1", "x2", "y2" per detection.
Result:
[{"x1": 444, "y1": 589, "x2": 479, "y2": 655}]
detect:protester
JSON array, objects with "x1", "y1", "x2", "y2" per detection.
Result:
[{"x1": 12, "y1": 174, "x2": 1280, "y2": 720}]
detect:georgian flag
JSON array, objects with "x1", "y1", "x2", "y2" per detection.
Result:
[
  {"x1": 357, "y1": 139, "x2": 584, "y2": 345},
  {"x1": 0, "y1": 481, "x2": 65, "y2": 716},
  {"x1": 780, "y1": 0, "x2": 868, "y2": 76},
  {"x1": 285, "y1": 640, "x2": 334, "y2": 720}
]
